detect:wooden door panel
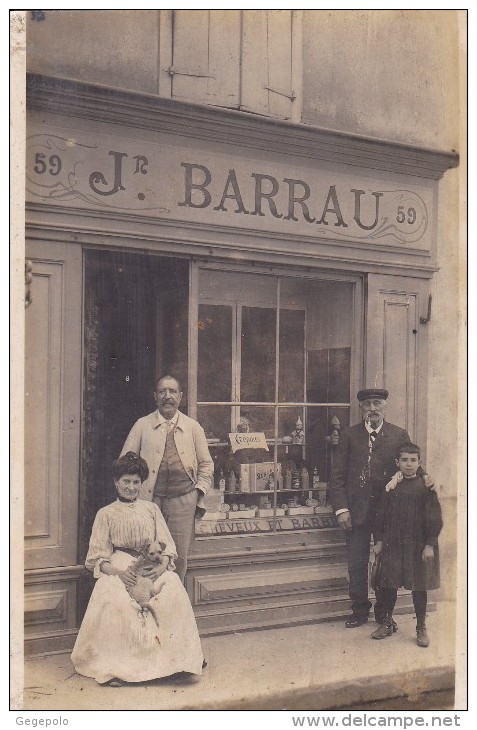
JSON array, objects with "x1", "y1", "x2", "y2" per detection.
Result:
[
  {"x1": 25, "y1": 242, "x2": 82, "y2": 569},
  {"x1": 25, "y1": 261, "x2": 62, "y2": 548},
  {"x1": 366, "y1": 274, "x2": 429, "y2": 448}
]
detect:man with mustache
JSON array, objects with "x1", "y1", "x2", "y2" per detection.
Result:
[
  {"x1": 121, "y1": 375, "x2": 213, "y2": 582},
  {"x1": 328, "y1": 388, "x2": 432, "y2": 630}
]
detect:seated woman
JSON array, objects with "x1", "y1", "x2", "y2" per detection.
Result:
[{"x1": 71, "y1": 452, "x2": 204, "y2": 686}]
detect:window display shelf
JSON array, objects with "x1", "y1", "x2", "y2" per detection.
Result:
[
  {"x1": 222, "y1": 487, "x2": 327, "y2": 495},
  {"x1": 207, "y1": 440, "x2": 306, "y2": 447}
]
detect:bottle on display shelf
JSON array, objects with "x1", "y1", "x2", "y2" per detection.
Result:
[
  {"x1": 292, "y1": 464, "x2": 302, "y2": 490},
  {"x1": 218, "y1": 468, "x2": 226, "y2": 493},
  {"x1": 284, "y1": 466, "x2": 293, "y2": 490},
  {"x1": 301, "y1": 465, "x2": 310, "y2": 489},
  {"x1": 312, "y1": 467, "x2": 320, "y2": 489},
  {"x1": 226, "y1": 470, "x2": 237, "y2": 493}
]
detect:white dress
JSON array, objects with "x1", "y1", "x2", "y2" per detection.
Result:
[{"x1": 71, "y1": 499, "x2": 204, "y2": 684}]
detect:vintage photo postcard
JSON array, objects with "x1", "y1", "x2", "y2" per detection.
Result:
[{"x1": 10, "y1": 7, "x2": 467, "y2": 718}]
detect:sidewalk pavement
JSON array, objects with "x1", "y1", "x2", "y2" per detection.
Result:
[{"x1": 17, "y1": 601, "x2": 461, "y2": 712}]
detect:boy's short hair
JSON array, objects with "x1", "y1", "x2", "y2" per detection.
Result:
[
  {"x1": 397, "y1": 442, "x2": 421, "y2": 459},
  {"x1": 112, "y1": 451, "x2": 149, "y2": 482}
]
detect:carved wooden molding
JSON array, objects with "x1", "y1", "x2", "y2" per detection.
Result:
[
  {"x1": 24, "y1": 565, "x2": 86, "y2": 582},
  {"x1": 193, "y1": 564, "x2": 348, "y2": 605},
  {"x1": 25, "y1": 210, "x2": 439, "y2": 279},
  {"x1": 187, "y1": 541, "x2": 346, "y2": 573},
  {"x1": 26, "y1": 73, "x2": 459, "y2": 180},
  {"x1": 25, "y1": 629, "x2": 79, "y2": 657},
  {"x1": 24, "y1": 590, "x2": 67, "y2": 626}
]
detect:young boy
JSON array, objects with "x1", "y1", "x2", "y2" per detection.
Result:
[{"x1": 371, "y1": 443, "x2": 443, "y2": 647}]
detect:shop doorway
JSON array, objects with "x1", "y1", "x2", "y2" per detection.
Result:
[{"x1": 80, "y1": 249, "x2": 189, "y2": 568}]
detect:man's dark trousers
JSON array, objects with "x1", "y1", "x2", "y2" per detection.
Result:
[{"x1": 345, "y1": 515, "x2": 384, "y2": 619}]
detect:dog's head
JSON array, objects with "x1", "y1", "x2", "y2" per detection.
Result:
[{"x1": 146, "y1": 540, "x2": 167, "y2": 563}]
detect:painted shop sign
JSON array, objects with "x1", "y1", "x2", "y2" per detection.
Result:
[
  {"x1": 195, "y1": 513, "x2": 338, "y2": 536},
  {"x1": 26, "y1": 128, "x2": 432, "y2": 250}
]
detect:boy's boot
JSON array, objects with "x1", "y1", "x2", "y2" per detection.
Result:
[
  {"x1": 375, "y1": 609, "x2": 398, "y2": 632},
  {"x1": 371, "y1": 613, "x2": 394, "y2": 639},
  {"x1": 416, "y1": 620, "x2": 429, "y2": 648}
]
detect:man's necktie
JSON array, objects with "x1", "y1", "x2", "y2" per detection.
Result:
[{"x1": 370, "y1": 430, "x2": 378, "y2": 446}]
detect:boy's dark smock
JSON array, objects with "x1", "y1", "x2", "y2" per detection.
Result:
[{"x1": 373, "y1": 475, "x2": 442, "y2": 590}]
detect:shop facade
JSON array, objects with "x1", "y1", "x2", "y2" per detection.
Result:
[{"x1": 24, "y1": 69, "x2": 458, "y2": 655}]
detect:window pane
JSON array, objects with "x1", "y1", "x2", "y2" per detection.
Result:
[
  {"x1": 240, "y1": 306, "x2": 276, "y2": 402},
  {"x1": 307, "y1": 347, "x2": 351, "y2": 403},
  {"x1": 239, "y1": 405, "x2": 275, "y2": 440},
  {"x1": 198, "y1": 304, "x2": 233, "y2": 402},
  {"x1": 305, "y1": 281, "x2": 353, "y2": 403},
  {"x1": 197, "y1": 405, "x2": 231, "y2": 446},
  {"x1": 279, "y1": 309, "x2": 305, "y2": 402}
]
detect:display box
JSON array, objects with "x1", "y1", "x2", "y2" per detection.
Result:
[
  {"x1": 240, "y1": 462, "x2": 281, "y2": 492},
  {"x1": 227, "y1": 509, "x2": 257, "y2": 519},
  {"x1": 201, "y1": 511, "x2": 225, "y2": 521},
  {"x1": 256, "y1": 508, "x2": 286, "y2": 518},
  {"x1": 314, "y1": 505, "x2": 334, "y2": 514},
  {"x1": 287, "y1": 506, "x2": 315, "y2": 516}
]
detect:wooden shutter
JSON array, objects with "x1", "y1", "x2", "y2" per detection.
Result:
[
  {"x1": 171, "y1": 10, "x2": 241, "y2": 107},
  {"x1": 241, "y1": 10, "x2": 294, "y2": 120},
  {"x1": 167, "y1": 10, "x2": 300, "y2": 120},
  {"x1": 366, "y1": 274, "x2": 430, "y2": 448}
]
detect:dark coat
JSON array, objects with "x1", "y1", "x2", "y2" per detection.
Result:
[
  {"x1": 373, "y1": 475, "x2": 442, "y2": 591},
  {"x1": 328, "y1": 421, "x2": 411, "y2": 527}
]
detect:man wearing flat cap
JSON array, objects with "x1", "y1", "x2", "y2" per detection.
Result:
[{"x1": 328, "y1": 388, "x2": 431, "y2": 629}]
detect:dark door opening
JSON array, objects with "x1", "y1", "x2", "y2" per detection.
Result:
[{"x1": 79, "y1": 249, "x2": 189, "y2": 613}]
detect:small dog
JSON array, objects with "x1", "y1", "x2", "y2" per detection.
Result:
[{"x1": 125, "y1": 540, "x2": 169, "y2": 624}]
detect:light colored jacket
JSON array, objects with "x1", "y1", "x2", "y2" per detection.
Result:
[{"x1": 120, "y1": 410, "x2": 214, "y2": 505}]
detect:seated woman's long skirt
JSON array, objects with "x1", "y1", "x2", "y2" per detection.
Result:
[{"x1": 71, "y1": 551, "x2": 204, "y2": 684}]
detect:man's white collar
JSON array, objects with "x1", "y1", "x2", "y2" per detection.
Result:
[{"x1": 157, "y1": 410, "x2": 180, "y2": 427}]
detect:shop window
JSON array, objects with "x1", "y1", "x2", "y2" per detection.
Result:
[
  {"x1": 163, "y1": 9, "x2": 302, "y2": 121},
  {"x1": 195, "y1": 270, "x2": 354, "y2": 539}
]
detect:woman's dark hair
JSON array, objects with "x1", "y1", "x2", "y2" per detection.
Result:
[{"x1": 112, "y1": 452, "x2": 149, "y2": 482}]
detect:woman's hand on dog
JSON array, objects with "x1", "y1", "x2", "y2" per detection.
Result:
[
  {"x1": 141, "y1": 556, "x2": 170, "y2": 581},
  {"x1": 100, "y1": 562, "x2": 137, "y2": 586},
  {"x1": 118, "y1": 567, "x2": 138, "y2": 587}
]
